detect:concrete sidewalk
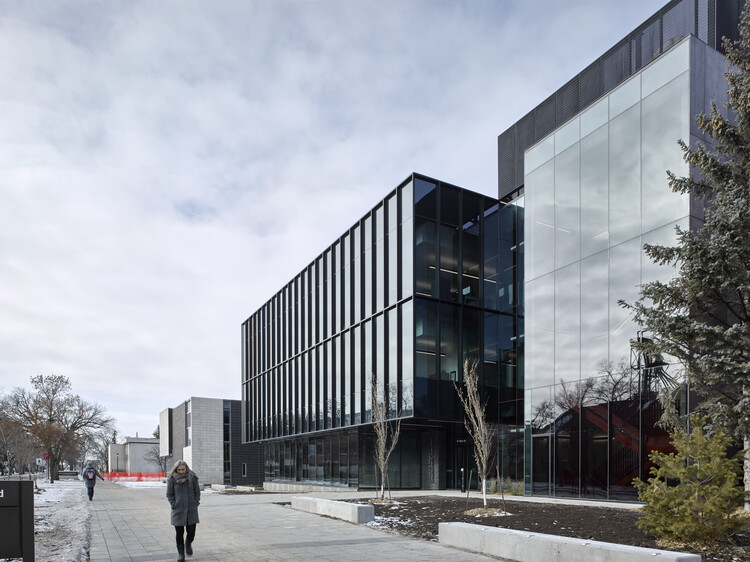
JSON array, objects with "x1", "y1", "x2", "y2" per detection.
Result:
[{"x1": 87, "y1": 481, "x2": 504, "y2": 561}]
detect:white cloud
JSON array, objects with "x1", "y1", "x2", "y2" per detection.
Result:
[{"x1": 0, "y1": 0, "x2": 662, "y2": 436}]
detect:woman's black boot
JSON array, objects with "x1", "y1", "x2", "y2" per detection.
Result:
[
  {"x1": 185, "y1": 539, "x2": 193, "y2": 556},
  {"x1": 177, "y1": 544, "x2": 185, "y2": 561}
]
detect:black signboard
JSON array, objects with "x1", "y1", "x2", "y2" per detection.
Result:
[{"x1": 0, "y1": 480, "x2": 35, "y2": 561}]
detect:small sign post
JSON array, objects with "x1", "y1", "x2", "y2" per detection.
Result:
[{"x1": 0, "y1": 480, "x2": 35, "y2": 562}]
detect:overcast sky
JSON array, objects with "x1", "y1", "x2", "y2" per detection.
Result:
[{"x1": 1, "y1": 1, "x2": 666, "y2": 440}]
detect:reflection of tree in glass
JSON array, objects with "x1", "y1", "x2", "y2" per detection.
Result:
[
  {"x1": 530, "y1": 398, "x2": 555, "y2": 431},
  {"x1": 594, "y1": 358, "x2": 639, "y2": 403},
  {"x1": 529, "y1": 356, "x2": 646, "y2": 431}
]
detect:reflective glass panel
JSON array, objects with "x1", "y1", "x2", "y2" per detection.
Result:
[
  {"x1": 387, "y1": 194, "x2": 398, "y2": 307},
  {"x1": 414, "y1": 217, "x2": 437, "y2": 297},
  {"x1": 641, "y1": 39, "x2": 689, "y2": 98},
  {"x1": 353, "y1": 226, "x2": 361, "y2": 321},
  {"x1": 342, "y1": 331, "x2": 350, "y2": 426},
  {"x1": 401, "y1": 181, "x2": 413, "y2": 223},
  {"x1": 440, "y1": 304, "x2": 459, "y2": 381},
  {"x1": 401, "y1": 214, "x2": 413, "y2": 299},
  {"x1": 440, "y1": 224, "x2": 460, "y2": 302},
  {"x1": 580, "y1": 375, "x2": 608, "y2": 498},
  {"x1": 483, "y1": 205, "x2": 500, "y2": 310},
  {"x1": 484, "y1": 311, "x2": 499, "y2": 389},
  {"x1": 441, "y1": 185, "x2": 460, "y2": 226},
  {"x1": 353, "y1": 325, "x2": 361, "y2": 424},
  {"x1": 580, "y1": 251, "x2": 609, "y2": 379},
  {"x1": 364, "y1": 216, "x2": 372, "y2": 318},
  {"x1": 641, "y1": 71, "x2": 690, "y2": 233},
  {"x1": 554, "y1": 117, "x2": 580, "y2": 155},
  {"x1": 401, "y1": 300, "x2": 414, "y2": 416},
  {"x1": 609, "y1": 238, "x2": 641, "y2": 363},
  {"x1": 387, "y1": 307, "x2": 398, "y2": 417},
  {"x1": 415, "y1": 299, "x2": 437, "y2": 417},
  {"x1": 554, "y1": 262, "x2": 580, "y2": 387},
  {"x1": 609, "y1": 104, "x2": 641, "y2": 245},
  {"x1": 332, "y1": 242, "x2": 340, "y2": 335},
  {"x1": 525, "y1": 159, "x2": 555, "y2": 280},
  {"x1": 580, "y1": 124, "x2": 609, "y2": 257},
  {"x1": 343, "y1": 234, "x2": 351, "y2": 329},
  {"x1": 554, "y1": 143, "x2": 580, "y2": 268},
  {"x1": 525, "y1": 274, "x2": 554, "y2": 388},
  {"x1": 414, "y1": 178, "x2": 437, "y2": 219},
  {"x1": 580, "y1": 97, "x2": 608, "y2": 138},
  {"x1": 461, "y1": 205, "x2": 481, "y2": 305},
  {"x1": 609, "y1": 74, "x2": 640, "y2": 119},
  {"x1": 326, "y1": 340, "x2": 332, "y2": 429},
  {"x1": 376, "y1": 313, "x2": 385, "y2": 415},
  {"x1": 525, "y1": 135, "x2": 554, "y2": 174},
  {"x1": 376, "y1": 205, "x2": 385, "y2": 312},
  {"x1": 364, "y1": 319, "x2": 372, "y2": 423},
  {"x1": 554, "y1": 380, "x2": 580, "y2": 497}
]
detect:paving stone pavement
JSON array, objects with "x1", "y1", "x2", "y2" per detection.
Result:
[{"x1": 87, "y1": 481, "x2": 504, "y2": 561}]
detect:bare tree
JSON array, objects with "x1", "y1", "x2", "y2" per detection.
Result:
[
  {"x1": 4, "y1": 375, "x2": 114, "y2": 481},
  {"x1": 0, "y1": 413, "x2": 39, "y2": 478},
  {"x1": 454, "y1": 359, "x2": 495, "y2": 507},
  {"x1": 143, "y1": 444, "x2": 169, "y2": 474},
  {"x1": 370, "y1": 370, "x2": 401, "y2": 500},
  {"x1": 84, "y1": 429, "x2": 118, "y2": 471}
]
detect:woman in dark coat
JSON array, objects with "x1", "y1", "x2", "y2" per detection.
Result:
[{"x1": 166, "y1": 460, "x2": 200, "y2": 561}]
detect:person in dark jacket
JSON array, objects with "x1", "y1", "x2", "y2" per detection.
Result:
[
  {"x1": 166, "y1": 460, "x2": 200, "y2": 561},
  {"x1": 81, "y1": 461, "x2": 105, "y2": 501}
]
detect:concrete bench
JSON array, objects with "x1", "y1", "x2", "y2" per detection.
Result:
[
  {"x1": 291, "y1": 496, "x2": 374, "y2": 524},
  {"x1": 439, "y1": 522, "x2": 700, "y2": 562}
]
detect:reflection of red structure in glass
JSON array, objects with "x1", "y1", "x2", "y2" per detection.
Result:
[
  {"x1": 574, "y1": 395, "x2": 673, "y2": 496},
  {"x1": 542, "y1": 354, "x2": 678, "y2": 500}
]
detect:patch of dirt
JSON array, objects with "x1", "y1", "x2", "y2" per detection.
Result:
[{"x1": 355, "y1": 496, "x2": 750, "y2": 561}]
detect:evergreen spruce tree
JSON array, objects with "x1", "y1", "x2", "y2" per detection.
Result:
[
  {"x1": 624, "y1": 10, "x2": 750, "y2": 511},
  {"x1": 634, "y1": 415, "x2": 745, "y2": 541}
]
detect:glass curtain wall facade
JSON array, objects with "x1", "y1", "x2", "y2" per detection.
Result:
[
  {"x1": 242, "y1": 174, "x2": 523, "y2": 488},
  {"x1": 498, "y1": 0, "x2": 742, "y2": 201},
  {"x1": 521, "y1": 36, "x2": 728, "y2": 499}
]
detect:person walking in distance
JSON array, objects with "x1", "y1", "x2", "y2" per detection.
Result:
[
  {"x1": 166, "y1": 460, "x2": 200, "y2": 561},
  {"x1": 82, "y1": 461, "x2": 105, "y2": 501}
]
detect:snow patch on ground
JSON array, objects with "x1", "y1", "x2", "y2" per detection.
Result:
[
  {"x1": 0, "y1": 478, "x2": 89, "y2": 562},
  {"x1": 368, "y1": 515, "x2": 415, "y2": 528}
]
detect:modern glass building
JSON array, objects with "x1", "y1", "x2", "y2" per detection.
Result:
[
  {"x1": 241, "y1": 174, "x2": 523, "y2": 489},
  {"x1": 242, "y1": 0, "x2": 743, "y2": 499},
  {"x1": 502, "y1": 0, "x2": 737, "y2": 500}
]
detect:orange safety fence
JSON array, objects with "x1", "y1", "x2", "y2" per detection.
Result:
[{"x1": 102, "y1": 471, "x2": 165, "y2": 482}]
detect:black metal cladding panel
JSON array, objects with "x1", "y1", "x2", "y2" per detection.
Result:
[
  {"x1": 717, "y1": 0, "x2": 743, "y2": 47},
  {"x1": 556, "y1": 76, "x2": 581, "y2": 125},
  {"x1": 637, "y1": 18, "x2": 662, "y2": 69},
  {"x1": 601, "y1": 40, "x2": 631, "y2": 95},
  {"x1": 663, "y1": 0, "x2": 696, "y2": 46},
  {"x1": 515, "y1": 112, "x2": 536, "y2": 191},
  {"x1": 498, "y1": 129, "x2": 516, "y2": 199},
  {"x1": 534, "y1": 95, "x2": 557, "y2": 140},
  {"x1": 579, "y1": 60, "x2": 604, "y2": 108},
  {"x1": 697, "y1": 0, "x2": 708, "y2": 43}
]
